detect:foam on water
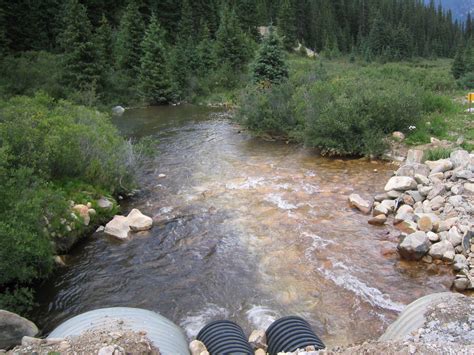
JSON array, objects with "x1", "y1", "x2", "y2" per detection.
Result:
[
  {"x1": 302, "y1": 232, "x2": 335, "y2": 253},
  {"x1": 264, "y1": 193, "x2": 298, "y2": 210},
  {"x1": 317, "y1": 262, "x2": 405, "y2": 313},
  {"x1": 246, "y1": 305, "x2": 279, "y2": 330},
  {"x1": 226, "y1": 177, "x2": 265, "y2": 190},
  {"x1": 180, "y1": 304, "x2": 229, "y2": 338}
]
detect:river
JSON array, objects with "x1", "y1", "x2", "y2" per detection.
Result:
[{"x1": 34, "y1": 106, "x2": 453, "y2": 347}]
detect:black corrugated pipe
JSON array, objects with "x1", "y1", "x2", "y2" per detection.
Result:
[
  {"x1": 266, "y1": 316, "x2": 325, "y2": 354},
  {"x1": 197, "y1": 320, "x2": 253, "y2": 355}
]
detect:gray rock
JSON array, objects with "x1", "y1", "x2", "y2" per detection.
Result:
[
  {"x1": 427, "y1": 183, "x2": 446, "y2": 200},
  {"x1": 373, "y1": 204, "x2": 388, "y2": 216},
  {"x1": 450, "y1": 149, "x2": 471, "y2": 170},
  {"x1": 464, "y1": 183, "x2": 474, "y2": 193},
  {"x1": 394, "y1": 219, "x2": 418, "y2": 234},
  {"x1": 0, "y1": 310, "x2": 38, "y2": 349},
  {"x1": 427, "y1": 231, "x2": 440, "y2": 243},
  {"x1": 407, "y1": 190, "x2": 423, "y2": 203},
  {"x1": 448, "y1": 195, "x2": 464, "y2": 208},
  {"x1": 396, "y1": 163, "x2": 430, "y2": 178},
  {"x1": 438, "y1": 217, "x2": 458, "y2": 232},
  {"x1": 418, "y1": 185, "x2": 433, "y2": 197},
  {"x1": 397, "y1": 204, "x2": 414, "y2": 215},
  {"x1": 448, "y1": 227, "x2": 463, "y2": 247},
  {"x1": 406, "y1": 149, "x2": 424, "y2": 164},
  {"x1": 453, "y1": 278, "x2": 470, "y2": 291},
  {"x1": 387, "y1": 190, "x2": 403, "y2": 199},
  {"x1": 429, "y1": 172, "x2": 444, "y2": 183},
  {"x1": 97, "y1": 197, "x2": 114, "y2": 210},
  {"x1": 451, "y1": 184, "x2": 464, "y2": 195},
  {"x1": 112, "y1": 105, "x2": 125, "y2": 115},
  {"x1": 385, "y1": 176, "x2": 418, "y2": 192},
  {"x1": 374, "y1": 193, "x2": 389, "y2": 202},
  {"x1": 429, "y1": 195, "x2": 445, "y2": 211},
  {"x1": 425, "y1": 159, "x2": 454, "y2": 174},
  {"x1": 381, "y1": 199, "x2": 397, "y2": 213},
  {"x1": 398, "y1": 231, "x2": 431, "y2": 260},
  {"x1": 414, "y1": 174, "x2": 430, "y2": 185},
  {"x1": 248, "y1": 330, "x2": 267, "y2": 350},
  {"x1": 454, "y1": 170, "x2": 473, "y2": 180},
  {"x1": 429, "y1": 240, "x2": 455, "y2": 259}
]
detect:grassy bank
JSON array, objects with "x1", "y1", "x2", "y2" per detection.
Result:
[{"x1": 237, "y1": 55, "x2": 473, "y2": 156}]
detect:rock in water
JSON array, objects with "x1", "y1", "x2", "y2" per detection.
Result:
[
  {"x1": 127, "y1": 209, "x2": 153, "y2": 232},
  {"x1": 104, "y1": 215, "x2": 130, "y2": 240},
  {"x1": 384, "y1": 177, "x2": 417, "y2": 192},
  {"x1": 369, "y1": 214, "x2": 387, "y2": 226},
  {"x1": 398, "y1": 231, "x2": 431, "y2": 260},
  {"x1": 348, "y1": 194, "x2": 372, "y2": 214},
  {"x1": 112, "y1": 106, "x2": 125, "y2": 115},
  {"x1": 0, "y1": 310, "x2": 38, "y2": 349}
]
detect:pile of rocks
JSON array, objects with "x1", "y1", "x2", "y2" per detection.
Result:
[
  {"x1": 349, "y1": 149, "x2": 474, "y2": 292},
  {"x1": 103, "y1": 209, "x2": 153, "y2": 240}
]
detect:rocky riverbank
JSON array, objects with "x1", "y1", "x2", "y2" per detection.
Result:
[{"x1": 349, "y1": 148, "x2": 474, "y2": 291}]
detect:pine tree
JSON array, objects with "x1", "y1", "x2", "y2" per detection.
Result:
[
  {"x1": 0, "y1": 1, "x2": 8, "y2": 58},
  {"x1": 215, "y1": 5, "x2": 250, "y2": 71},
  {"x1": 172, "y1": 0, "x2": 199, "y2": 93},
  {"x1": 252, "y1": 27, "x2": 288, "y2": 85},
  {"x1": 452, "y1": 46, "x2": 466, "y2": 79},
  {"x1": 196, "y1": 22, "x2": 217, "y2": 75},
  {"x1": 115, "y1": 1, "x2": 144, "y2": 76},
  {"x1": 139, "y1": 15, "x2": 173, "y2": 105},
  {"x1": 95, "y1": 14, "x2": 113, "y2": 68},
  {"x1": 277, "y1": 0, "x2": 297, "y2": 51},
  {"x1": 59, "y1": 0, "x2": 100, "y2": 90}
]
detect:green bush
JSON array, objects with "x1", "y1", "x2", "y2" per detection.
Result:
[
  {"x1": 0, "y1": 93, "x2": 136, "y2": 192},
  {"x1": 0, "y1": 93, "x2": 147, "y2": 315},
  {"x1": 457, "y1": 72, "x2": 474, "y2": 90},
  {"x1": 237, "y1": 82, "x2": 297, "y2": 136}
]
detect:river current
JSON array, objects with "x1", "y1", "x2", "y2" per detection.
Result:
[{"x1": 35, "y1": 106, "x2": 452, "y2": 346}]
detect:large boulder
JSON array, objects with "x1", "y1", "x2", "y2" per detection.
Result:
[
  {"x1": 0, "y1": 310, "x2": 38, "y2": 350},
  {"x1": 396, "y1": 163, "x2": 430, "y2": 178},
  {"x1": 104, "y1": 215, "x2": 130, "y2": 240},
  {"x1": 398, "y1": 231, "x2": 431, "y2": 260},
  {"x1": 127, "y1": 209, "x2": 153, "y2": 232},
  {"x1": 384, "y1": 177, "x2": 417, "y2": 192},
  {"x1": 104, "y1": 209, "x2": 153, "y2": 239},
  {"x1": 428, "y1": 240, "x2": 455, "y2": 260},
  {"x1": 450, "y1": 150, "x2": 470, "y2": 170},
  {"x1": 425, "y1": 159, "x2": 453, "y2": 174},
  {"x1": 348, "y1": 194, "x2": 372, "y2": 214}
]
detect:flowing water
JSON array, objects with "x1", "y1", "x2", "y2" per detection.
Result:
[{"x1": 35, "y1": 106, "x2": 453, "y2": 346}]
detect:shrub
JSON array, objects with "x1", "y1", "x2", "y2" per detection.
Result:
[
  {"x1": 457, "y1": 72, "x2": 474, "y2": 90},
  {"x1": 0, "y1": 93, "x2": 136, "y2": 192},
  {"x1": 237, "y1": 82, "x2": 297, "y2": 136}
]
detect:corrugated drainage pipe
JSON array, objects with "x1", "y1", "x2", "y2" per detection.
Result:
[
  {"x1": 379, "y1": 292, "x2": 467, "y2": 342},
  {"x1": 266, "y1": 316, "x2": 325, "y2": 355},
  {"x1": 47, "y1": 307, "x2": 189, "y2": 355},
  {"x1": 196, "y1": 320, "x2": 253, "y2": 355}
]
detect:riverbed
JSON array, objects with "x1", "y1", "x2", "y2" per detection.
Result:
[{"x1": 34, "y1": 106, "x2": 453, "y2": 347}]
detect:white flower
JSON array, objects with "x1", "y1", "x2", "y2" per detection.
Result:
[{"x1": 408, "y1": 125, "x2": 416, "y2": 131}]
